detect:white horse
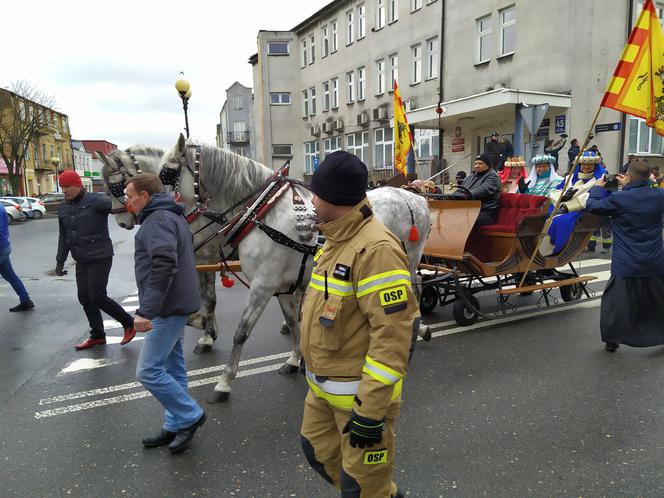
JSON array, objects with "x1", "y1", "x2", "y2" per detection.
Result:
[{"x1": 157, "y1": 134, "x2": 430, "y2": 402}]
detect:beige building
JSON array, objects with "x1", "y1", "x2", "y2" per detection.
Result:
[{"x1": 251, "y1": 0, "x2": 659, "y2": 181}]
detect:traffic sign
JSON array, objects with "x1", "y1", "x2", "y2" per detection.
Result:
[
  {"x1": 595, "y1": 122, "x2": 621, "y2": 133},
  {"x1": 520, "y1": 104, "x2": 549, "y2": 135}
]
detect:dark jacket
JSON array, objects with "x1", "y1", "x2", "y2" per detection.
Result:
[
  {"x1": 586, "y1": 181, "x2": 664, "y2": 277},
  {"x1": 0, "y1": 204, "x2": 10, "y2": 249},
  {"x1": 57, "y1": 190, "x2": 113, "y2": 264},
  {"x1": 567, "y1": 144, "x2": 581, "y2": 168},
  {"x1": 134, "y1": 193, "x2": 201, "y2": 319},
  {"x1": 459, "y1": 168, "x2": 501, "y2": 213},
  {"x1": 484, "y1": 140, "x2": 502, "y2": 170}
]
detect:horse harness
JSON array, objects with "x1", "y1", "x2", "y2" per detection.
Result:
[{"x1": 106, "y1": 151, "x2": 143, "y2": 212}]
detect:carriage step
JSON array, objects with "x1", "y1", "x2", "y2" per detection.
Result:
[
  {"x1": 496, "y1": 275, "x2": 597, "y2": 295},
  {"x1": 196, "y1": 260, "x2": 242, "y2": 273}
]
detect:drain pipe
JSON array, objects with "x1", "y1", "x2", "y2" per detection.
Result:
[
  {"x1": 618, "y1": 0, "x2": 634, "y2": 169},
  {"x1": 436, "y1": 0, "x2": 446, "y2": 178}
]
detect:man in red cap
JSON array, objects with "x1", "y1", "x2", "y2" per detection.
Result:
[{"x1": 56, "y1": 169, "x2": 135, "y2": 350}]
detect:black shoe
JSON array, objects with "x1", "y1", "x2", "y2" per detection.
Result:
[
  {"x1": 168, "y1": 412, "x2": 207, "y2": 454},
  {"x1": 142, "y1": 429, "x2": 176, "y2": 448},
  {"x1": 392, "y1": 491, "x2": 404, "y2": 498},
  {"x1": 9, "y1": 300, "x2": 34, "y2": 312},
  {"x1": 605, "y1": 342, "x2": 619, "y2": 352}
]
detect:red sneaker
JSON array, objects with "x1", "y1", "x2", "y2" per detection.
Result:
[
  {"x1": 75, "y1": 337, "x2": 107, "y2": 351},
  {"x1": 120, "y1": 325, "x2": 136, "y2": 345}
]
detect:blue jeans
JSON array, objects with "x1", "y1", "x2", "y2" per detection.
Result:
[
  {"x1": 0, "y1": 245, "x2": 30, "y2": 303},
  {"x1": 136, "y1": 315, "x2": 203, "y2": 432}
]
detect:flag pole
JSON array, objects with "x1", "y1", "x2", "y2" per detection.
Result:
[{"x1": 517, "y1": 104, "x2": 603, "y2": 288}]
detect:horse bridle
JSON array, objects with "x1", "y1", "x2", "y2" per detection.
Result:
[
  {"x1": 159, "y1": 144, "x2": 207, "y2": 209},
  {"x1": 105, "y1": 151, "x2": 143, "y2": 207}
]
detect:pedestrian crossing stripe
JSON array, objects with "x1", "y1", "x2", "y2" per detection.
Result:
[{"x1": 363, "y1": 449, "x2": 388, "y2": 465}]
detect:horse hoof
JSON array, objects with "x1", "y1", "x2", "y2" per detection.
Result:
[
  {"x1": 193, "y1": 344, "x2": 213, "y2": 354},
  {"x1": 207, "y1": 391, "x2": 230, "y2": 404},
  {"x1": 279, "y1": 324, "x2": 291, "y2": 335},
  {"x1": 278, "y1": 363, "x2": 299, "y2": 375},
  {"x1": 420, "y1": 326, "x2": 432, "y2": 342}
]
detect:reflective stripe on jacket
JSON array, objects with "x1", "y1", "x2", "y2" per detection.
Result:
[{"x1": 300, "y1": 198, "x2": 420, "y2": 420}]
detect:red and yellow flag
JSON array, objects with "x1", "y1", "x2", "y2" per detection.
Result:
[
  {"x1": 393, "y1": 80, "x2": 413, "y2": 176},
  {"x1": 601, "y1": 0, "x2": 664, "y2": 135}
]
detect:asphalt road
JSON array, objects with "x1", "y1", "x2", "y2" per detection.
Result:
[{"x1": 2, "y1": 218, "x2": 664, "y2": 497}]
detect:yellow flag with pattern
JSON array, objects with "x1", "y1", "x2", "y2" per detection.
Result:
[
  {"x1": 393, "y1": 81, "x2": 413, "y2": 176},
  {"x1": 601, "y1": 0, "x2": 664, "y2": 136}
]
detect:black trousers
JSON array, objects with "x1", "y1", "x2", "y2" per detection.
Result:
[{"x1": 75, "y1": 257, "x2": 133, "y2": 338}]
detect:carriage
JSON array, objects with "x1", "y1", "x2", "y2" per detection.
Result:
[{"x1": 417, "y1": 192, "x2": 601, "y2": 325}]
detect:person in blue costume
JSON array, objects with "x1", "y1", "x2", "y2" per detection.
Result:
[
  {"x1": 517, "y1": 154, "x2": 564, "y2": 196},
  {"x1": 539, "y1": 150, "x2": 607, "y2": 256}
]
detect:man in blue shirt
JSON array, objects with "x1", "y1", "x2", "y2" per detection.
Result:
[
  {"x1": 586, "y1": 160, "x2": 664, "y2": 352},
  {"x1": 0, "y1": 204, "x2": 33, "y2": 311}
]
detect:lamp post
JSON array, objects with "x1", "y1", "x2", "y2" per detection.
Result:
[
  {"x1": 175, "y1": 74, "x2": 192, "y2": 138},
  {"x1": 51, "y1": 156, "x2": 61, "y2": 193}
]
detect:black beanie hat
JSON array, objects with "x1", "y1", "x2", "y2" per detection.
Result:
[
  {"x1": 310, "y1": 150, "x2": 368, "y2": 206},
  {"x1": 476, "y1": 154, "x2": 493, "y2": 168}
]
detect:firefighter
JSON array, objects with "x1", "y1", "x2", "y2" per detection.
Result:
[{"x1": 300, "y1": 150, "x2": 421, "y2": 498}]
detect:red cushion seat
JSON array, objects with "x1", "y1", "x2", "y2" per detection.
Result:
[{"x1": 478, "y1": 193, "x2": 548, "y2": 234}]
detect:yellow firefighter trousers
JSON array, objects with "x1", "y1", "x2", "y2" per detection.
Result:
[{"x1": 300, "y1": 390, "x2": 399, "y2": 498}]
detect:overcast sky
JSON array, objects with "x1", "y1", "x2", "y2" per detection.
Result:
[{"x1": 2, "y1": 0, "x2": 330, "y2": 150}]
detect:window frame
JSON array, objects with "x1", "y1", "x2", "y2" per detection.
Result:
[
  {"x1": 310, "y1": 86, "x2": 317, "y2": 115},
  {"x1": 332, "y1": 78, "x2": 339, "y2": 108},
  {"x1": 628, "y1": 116, "x2": 664, "y2": 154},
  {"x1": 376, "y1": 0, "x2": 386, "y2": 29},
  {"x1": 346, "y1": 10, "x2": 355, "y2": 45},
  {"x1": 270, "y1": 92, "x2": 291, "y2": 105},
  {"x1": 426, "y1": 37, "x2": 438, "y2": 80},
  {"x1": 301, "y1": 39, "x2": 308, "y2": 67},
  {"x1": 374, "y1": 127, "x2": 394, "y2": 170},
  {"x1": 390, "y1": 53, "x2": 399, "y2": 91},
  {"x1": 331, "y1": 20, "x2": 339, "y2": 52},
  {"x1": 477, "y1": 14, "x2": 492, "y2": 64},
  {"x1": 376, "y1": 59, "x2": 386, "y2": 95},
  {"x1": 272, "y1": 144, "x2": 293, "y2": 157},
  {"x1": 358, "y1": 3, "x2": 366, "y2": 39},
  {"x1": 322, "y1": 25, "x2": 330, "y2": 58},
  {"x1": 411, "y1": 0, "x2": 422, "y2": 12},
  {"x1": 302, "y1": 89, "x2": 309, "y2": 118},
  {"x1": 388, "y1": 0, "x2": 399, "y2": 23},
  {"x1": 323, "y1": 81, "x2": 331, "y2": 111},
  {"x1": 347, "y1": 71, "x2": 355, "y2": 103},
  {"x1": 499, "y1": 5, "x2": 516, "y2": 56},
  {"x1": 357, "y1": 66, "x2": 366, "y2": 101},
  {"x1": 309, "y1": 34, "x2": 316, "y2": 64},
  {"x1": 267, "y1": 41, "x2": 289, "y2": 55},
  {"x1": 347, "y1": 131, "x2": 369, "y2": 162},
  {"x1": 304, "y1": 140, "x2": 321, "y2": 175},
  {"x1": 323, "y1": 136, "x2": 342, "y2": 156},
  {"x1": 411, "y1": 43, "x2": 422, "y2": 84}
]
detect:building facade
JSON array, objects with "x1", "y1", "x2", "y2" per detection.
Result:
[
  {"x1": 0, "y1": 88, "x2": 73, "y2": 195},
  {"x1": 216, "y1": 82, "x2": 256, "y2": 159},
  {"x1": 250, "y1": 0, "x2": 657, "y2": 181},
  {"x1": 71, "y1": 140, "x2": 94, "y2": 191}
]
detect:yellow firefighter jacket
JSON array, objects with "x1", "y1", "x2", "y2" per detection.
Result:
[{"x1": 301, "y1": 198, "x2": 420, "y2": 420}]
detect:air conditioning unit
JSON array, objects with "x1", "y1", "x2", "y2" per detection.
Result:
[
  {"x1": 322, "y1": 121, "x2": 332, "y2": 133},
  {"x1": 404, "y1": 98, "x2": 417, "y2": 112},
  {"x1": 310, "y1": 125, "x2": 321, "y2": 137},
  {"x1": 331, "y1": 119, "x2": 344, "y2": 131},
  {"x1": 373, "y1": 106, "x2": 389, "y2": 121},
  {"x1": 357, "y1": 112, "x2": 369, "y2": 126}
]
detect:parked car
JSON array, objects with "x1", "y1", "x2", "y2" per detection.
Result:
[
  {"x1": 1, "y1": 196, "x2": 38, "y2": 219},
  {"x1": 1, "y1": 199, "x2": 27, "y2": 224},
  {"x1": 25, "y1": 197, "x2": 46, "y2": 218},
  {"x1": 39, "y1": 192, "x2": 65, "y2": 213}
]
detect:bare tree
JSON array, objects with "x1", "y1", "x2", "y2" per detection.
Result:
[{"x1": 0, "y1": 80, "x2": 56, "y2": 194}]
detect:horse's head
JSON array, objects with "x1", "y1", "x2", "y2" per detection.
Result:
[
  {"x1": 99, "y1": 149, "x2": 142, "y2": 230},
  {"x1": 159, "y1": 133, "x2": 196, "y2": 207}
]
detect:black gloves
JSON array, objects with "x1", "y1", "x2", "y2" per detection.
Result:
[
  {"x1": 55, "y1": 262, "x2": 68, "y2": 276},
  {"x1": 518, "y1": 177, "x2": 528, "y2": 194},
  {"x1": 343, "y1": 411, "x2": 384, "y2": 448},
  {"x1": 558, "y1": 204, "x2": 569, "y2": 214},
  {"x1": 560, "y1": 188, "x2": 577, "y2": 203}
]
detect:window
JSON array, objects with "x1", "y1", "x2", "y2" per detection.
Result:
[
  {"x1": 42, "y1": 144, "x2": 47, "y2": 161},
  {"x1": 426, "y1": 37, "x2": 438, "y2": 80},
  {"x1": 232, "y1": 95, "x2": 243, "y2": 110},
  {"x1": 388, "y1": 0, "x2": 399, "y2": 22},
  {"x1": 268, "y1": 42, "x2": 289, "y2": 55},
  {"x1": 376, "y1": 59, "x2": 386, "y2": 94},
  {"x1": 310, "y1": 34, "x2": 315, "y2": 63},
  {"x1": 272, "y1": 144, "x2": 293, "y2": 157},
  {"x1": 302, "y1": 90, "x2": 309, "y2": 117},
  {"x1": 358, "y1": 4, "x2": 366, "y2": 39},
  {"x1": 322, "y1": 25, "x2": 329, "y2": 57},
  {"x1": 323, "y1": 81, "x2": 331, "y2": 111},
  {"x1": 629, "y1": 116, "x2": 664, "y2": 154},
  {"x1": 376, "y1": 0, "x2": 386, "y2": 29},
  {"x1": 411, "y1": 44, "x2": 422, "y2": 84},
  {"x1": 347, "y1": 71, "x2": 355, "y2": 103},
  {"x1": 374, "y1": 127, "x2": 394, "y2": 169},
  {"x1": 390, "y1": 54, "x2": 399, "y2": 90},
  {"x1": 323, "y1": 137, "x2": 342, "y2": 156},
  {"x1": 50, "y1": 145, "x2": 54, "y2": 159},
  {"x1": 347, "y1": 131, "x2": 369, "y2": 162},
  {"x1": 304, "y1": 141, "x2": 320, "y2": 174},
  {"x1": 357, "y1": 66, "x2": 366, "y2": 100},
  {"x1": 301, "y1": 39, "x2": 308, "y2": 66},
  {"x1": 411, "y1": 0, "x2": 422, "y2": 12},
  {"x1": 477, "y1": 15, "x2": 492, "y2": 63},
  {"x1": 346, "y1": 10, "x2": 354, "y2": 45},
  {"x1": 270, "y1": 92, "x2": 291, "y2": 105},
  {"x1": 310, "y1": 86, "x2": 317, "y2": 115},
  {"x1": 331, "y1": 20, "x2": 339, "y2": 52},
  {"x1": 231, "y1": 122, "x2": 247, "y2": 142},
  {"x1": 332, "y1": 78, "x2": 339, "y2": 108},
  {"x1": 499, "y1": 6, "x2": 516, "y2": 55},
  {"x1": 33, "y1": 144, "x2": 39, "y2": 164}
]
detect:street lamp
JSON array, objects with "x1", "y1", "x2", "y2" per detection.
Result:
[
  {"x1": 175, "y1": 73, "x2": 192, "y2": 138},
  {"x1": 51, "y1": 156, "x2": 61, "y2": 193}
]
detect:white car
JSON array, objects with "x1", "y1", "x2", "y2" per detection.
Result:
[
  {"x1": 20, "y1": 196, "x2": 46, "y2": 219},
  {"x1": 1, "y1": 196, "x2": 44, "y2": 219},
  {"x1": 1, "y1": 199, "x2": 27, "y2": 224}
]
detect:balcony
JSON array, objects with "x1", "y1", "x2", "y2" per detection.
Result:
[{"x1": 227, "y1": 131, "x2": 250, "y2": 145}]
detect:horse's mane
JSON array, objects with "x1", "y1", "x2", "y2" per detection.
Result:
[
  {"x1": 125, "y1": 145, "x2": 165, "y2": 158},
  {"x1": 198, "y1": 144, "x2": 274, "y2": 206}
]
